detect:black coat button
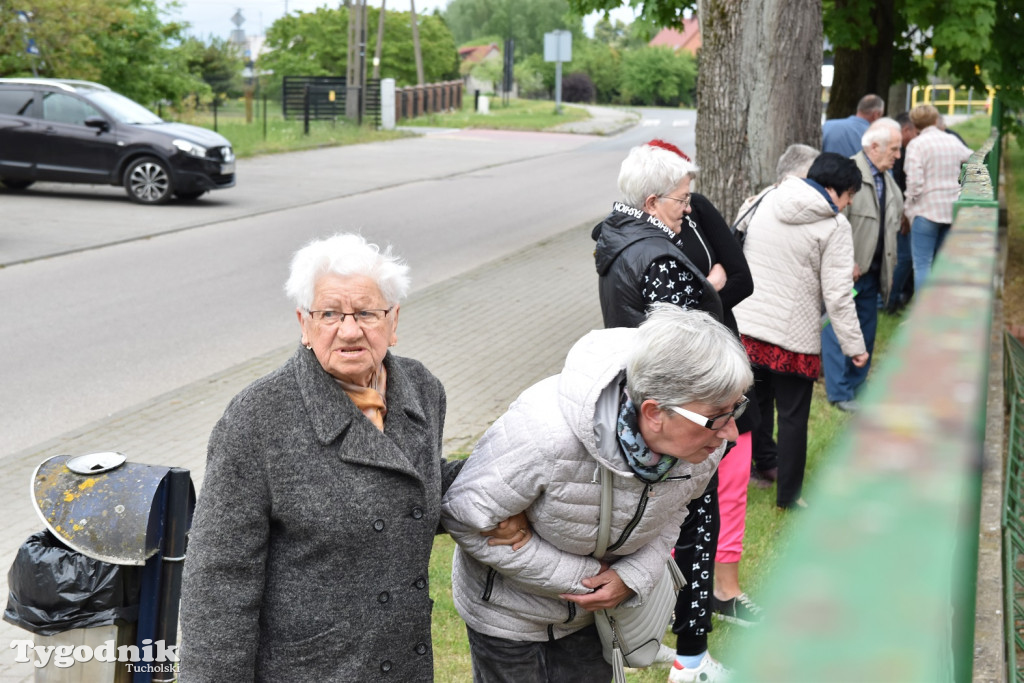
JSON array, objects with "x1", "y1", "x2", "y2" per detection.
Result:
[
  {"x1": 414, "y1": 577, "x2": 426, "y2": 589},
  {"x1": 411, "y1": 507, "x2": 424, "y2": 519},
  {"x1": 380, "y1": 660, "x2": 392, "y2": 672},
  {"x1": 415, "y1": 642, "x2": 427, "y2": 655},
  {"x1": 378, "y1": 591, "x2": 390, "y2": 603},
  {"x1": 373, "y1": 519, "x2": 385, "y2": 531}
]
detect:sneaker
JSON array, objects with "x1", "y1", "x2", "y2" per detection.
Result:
[
  {"x1": 711, "y1": 592, "x2": 763, "y2": 627},
  {"x1": 776, "y1": 497, "x2": 808, "y2": 512},
  {"x1": 667, "y1": 653, "x2": 731, "y2": 683},
  {"x1": 653, "y1": 643, "x2": 677, "y2": 666}
]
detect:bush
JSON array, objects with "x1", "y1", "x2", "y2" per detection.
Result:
[{"x1": 562, "y1": 72, "x2": 595, "y2": 103}]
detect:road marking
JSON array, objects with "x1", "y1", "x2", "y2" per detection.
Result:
[
  {"x1": 672, "y1": 120, "x2": 691, "y2": 127},
  {"x1": 641, "y1": 119, "x2": 660, "y2": 127}
]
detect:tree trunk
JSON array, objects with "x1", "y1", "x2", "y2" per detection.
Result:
[
  {"x1": 372, "y1": 0, "x2": 386, "y2": 80},
  {"x1": 825, "y1": 0, "x2": 895, "y2": 119},
  {"x1": 695, "y1": 0, "x2": 822, "y2": 223}
]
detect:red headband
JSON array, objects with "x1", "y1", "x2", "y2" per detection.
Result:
[{"x1": 646, "y1": 138, "x2": 691, "y2": 162}]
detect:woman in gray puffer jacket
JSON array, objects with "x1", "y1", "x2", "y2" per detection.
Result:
[{"x1": 440, "y1": 305, "x2": 752, "y2": 683}]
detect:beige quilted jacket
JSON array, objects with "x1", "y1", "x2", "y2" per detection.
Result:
[{"x1": 733, "y1": 176, "x2": 866, "y2": 357}]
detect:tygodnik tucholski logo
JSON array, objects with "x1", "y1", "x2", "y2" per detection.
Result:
[{"x1": 10, "y1": 638, "x2": 179, "y2": 673}]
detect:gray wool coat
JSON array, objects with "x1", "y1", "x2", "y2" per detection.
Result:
[{"x1": 179, "y1": 345, "x2": 457, "y2": 683}]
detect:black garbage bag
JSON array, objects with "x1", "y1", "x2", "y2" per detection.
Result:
[{"x1": 3, "y1": 530, "x2": 141, "y2": 636}]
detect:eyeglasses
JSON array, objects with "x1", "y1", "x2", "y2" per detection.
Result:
[
  {"x1": 665, "y1": 396, "x2": 749, "y2": 431},
  {"x1": 307, "y1": 308, "x2": 393, "y2": 327},
  {"x1": 660, "y1": 193, "x2": 692, "y2": 208}
]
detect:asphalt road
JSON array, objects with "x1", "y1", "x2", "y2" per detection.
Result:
[{"x1": 0, "y1": 107, "x2": 696, "y2": 460}]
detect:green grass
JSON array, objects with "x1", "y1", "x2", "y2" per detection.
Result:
[
  {"x1": 162, "y1": 98, "x2": 408, "y2": 158},
  {"x1": 400, "y1": 97, "x2": 590, "y2": 131},
  {"x1": 428, "y1": 313, "x2": 906, "y2": 681}
]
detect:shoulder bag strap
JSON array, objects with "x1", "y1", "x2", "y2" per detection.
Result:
[{"x1": 594, "y1": 466, "x2": 613, "y2": 560}]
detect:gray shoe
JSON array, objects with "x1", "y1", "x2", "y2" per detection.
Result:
[{"x1": 832, "y1": 399, "x2": 859, "y2": 413}]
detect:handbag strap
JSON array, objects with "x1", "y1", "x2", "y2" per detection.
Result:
[
  {"x1": 730, "y1": 187, "x2": 774, "y2": 241},
  {"x1": 594, "y1": 466, "x2": 613, "y2": 560}
]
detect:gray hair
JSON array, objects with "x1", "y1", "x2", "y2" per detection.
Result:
[
  {"x1": 857, "y1": 94, "x2": 885, "y2": 115},
  {"x1": 618, "y1": 144, "x2": 699, "y2": 208},
  {"x1": 861, "y1": 117, "x2": 900, "y2": 150},
  {"x1": 626, "y1": 304, "x2": 752, "y2": 408},
  {"x1": 284, "y1": 233, "x2": 410, "y2": 311},
  {"x1": 775, "y1": 144, "x2": 820, "y2": 183}
]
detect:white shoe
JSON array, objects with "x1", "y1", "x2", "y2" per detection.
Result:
[
  {"x1": 667, "y1": 652, "x2": 731, "y2": 683},
  {"x1": 653, "y1": 643, "x2": 677, "y2": 665}
]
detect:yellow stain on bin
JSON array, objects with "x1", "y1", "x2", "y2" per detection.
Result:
[
  {"x1": 78, "y1": 478, "x2": 97, "y2": 490},
  {"x1": 64, "y1": 492, "x2": 75, "y2": 502}
]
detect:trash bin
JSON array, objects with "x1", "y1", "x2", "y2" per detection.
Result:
[{"x1": 3, "y1": 452, "x2": 194, "y2": 683}]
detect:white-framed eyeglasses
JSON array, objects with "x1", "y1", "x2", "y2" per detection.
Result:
[{"x1": 665, "y1": 396, "x2": 749, "y2": 431}]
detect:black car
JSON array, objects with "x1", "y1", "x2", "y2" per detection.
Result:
[{"x1": 0, "y1": 78, "x2": 235, "y2": 204}]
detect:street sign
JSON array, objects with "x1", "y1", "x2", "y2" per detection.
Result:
[
  {"x1": 26, "y1": 38, "x2": 39, "y2": 56},
  {"x1": 543, "y1": 30, "x2": 572, "y2": 63}
]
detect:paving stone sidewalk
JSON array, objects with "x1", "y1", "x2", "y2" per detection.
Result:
[{"x1": 0, "y1": 220, "x2": 604, "y2": 682}]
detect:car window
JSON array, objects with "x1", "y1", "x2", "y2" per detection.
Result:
[
  {"x1": 42, "y1": 92, "x2": 102, "y2": 127},
  {"x1": 0, "y1": 89, "x2": 35, "y2": 116},
  {"x1": 83, "y1": 90, "x2": 162, "y2": 125}
]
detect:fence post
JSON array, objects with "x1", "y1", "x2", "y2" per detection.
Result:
[
  {"x1": 303, "y1": 84, "x2": 311, "y2": 135},
  {"x1": 263, "y1": 93, "x2": 268, "y2": 141},
  {"x1": 380, "y1": 78, "x2": 396, "y2": 130}
]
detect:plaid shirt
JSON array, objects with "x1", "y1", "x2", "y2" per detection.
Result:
[{"x1": 903, "y1": 126, "x2": 972, "y2": 224}]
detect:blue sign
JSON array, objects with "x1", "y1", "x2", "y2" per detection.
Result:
[{"x1": 26, "y1": 39, "x2": 39, "y2": 56}]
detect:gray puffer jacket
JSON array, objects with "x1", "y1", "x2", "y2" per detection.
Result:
[{"x1": 440, "y1": 327, "x2": 724, "y2": 641}]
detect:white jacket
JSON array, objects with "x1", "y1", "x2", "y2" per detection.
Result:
[
  {"x1": 440, "y1": 327, "x2": 724, "y2": 641},
  {"x1": 733, "y1": 176, "x2": 866, "y2": 357}
]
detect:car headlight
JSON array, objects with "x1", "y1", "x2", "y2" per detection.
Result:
[{"x1": 172, "y1": 139, "x2": 208, "y2": 158}]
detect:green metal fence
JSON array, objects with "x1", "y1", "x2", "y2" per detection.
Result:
[
  {"x1": 725, "y1": 120, "x2": 1003, "y2": 681},
  {"x1": 1005, "y1": 332, "x2": 1024, "y2": 681}
]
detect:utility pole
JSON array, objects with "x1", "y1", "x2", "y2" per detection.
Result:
[
  {"x1": 410, "y1": 0, "x2": 424, "y2": 86},
  {"x1": 372, "y1": 0, "x2": 386, "y2": 80}
]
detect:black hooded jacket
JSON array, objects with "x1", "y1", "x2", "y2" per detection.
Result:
[{"x1": 593, "y1": 203, "x2": 722, "y2": 328}]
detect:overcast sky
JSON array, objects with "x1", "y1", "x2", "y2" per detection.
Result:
[{"x1": 165, "y1": 0, "x2": 637, "y2": 40}]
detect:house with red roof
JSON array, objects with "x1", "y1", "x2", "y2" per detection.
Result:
[{"x1": 648, "y1": 17, "x2": 701, "y2": 55}]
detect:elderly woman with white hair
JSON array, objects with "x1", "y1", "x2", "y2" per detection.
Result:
[
  {"x1": 181, "y1": 233, "x2": 482, "y2": 682},
  {"x1": 441, "y1": 305, "x2": 752, "y2": 683},
  {"x1": 593, "y1": 143, "x2": 722, "y2": 326}
]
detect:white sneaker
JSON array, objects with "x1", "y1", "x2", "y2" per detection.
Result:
[
  {"x1": 667, "y1": 652, "x2": 731, "y2": 683},
  {"x1": 653, "y1": 643, "x2": 677, "y2": 665}
]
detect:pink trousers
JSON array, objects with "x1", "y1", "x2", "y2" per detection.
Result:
[{"x1": 716, "y1": 431, "x2": 752, "y2": 563}]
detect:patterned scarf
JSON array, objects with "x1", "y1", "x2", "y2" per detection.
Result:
[
  {"x1": 616, "y1": 396, "x2": 677, "y2": 483},
  {"x1": 336, "y1": 363, "x2": 388, "y2": 431}
]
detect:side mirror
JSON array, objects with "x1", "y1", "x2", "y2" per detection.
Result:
[{"x1": 84, "y1": 115, "x2": 110, "y2": 132}]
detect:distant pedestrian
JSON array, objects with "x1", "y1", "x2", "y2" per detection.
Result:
[
  {"x1": 822, "y1": 94, "x2": 885, "y2": 158},
  {"x1": 904, "y1": 104, "x2": 973, "y2": 292}
]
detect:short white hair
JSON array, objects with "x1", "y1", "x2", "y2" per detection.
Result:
[
  {"x1": 626, "y1": 304, "x2": 752, "y2": 408},
  {"x1": 618, "y1": 144, "x2": 699, "y2": 208},
  {"x1": 862, "y1": 117, "x2": 901, "y2": 151},
  {"x1": 284, "y1": 233, "x2": 410, "y2": 311}
]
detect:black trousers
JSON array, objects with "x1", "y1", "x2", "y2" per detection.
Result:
[
  {"x1": 671, "y1": 470, "x2": 719, "y2": 655},
  {"x1": 751, "y1": 366, "x2": 814, "y2": 508}
]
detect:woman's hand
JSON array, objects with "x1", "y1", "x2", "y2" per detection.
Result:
[
  {"x1": 707, "y1": 263, "x2": 728, "y2": 291},
  {"x1": 851, "y1": 352, "x2": 870, "y2": 368},
  {"x1": 559, "y1": 566, "x2": 635, "y2": 611},
  {"x1": 481, "y1": 512, "x2": 532, "y2": 551}
]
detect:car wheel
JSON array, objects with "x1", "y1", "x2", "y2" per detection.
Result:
[
  {"x1": 124, "y1": 157, "x2": 173, "y2": 205},
  {"x1": 175, "y1": 190, "x2": 207, "y2": 201},
  {"x1": 2, "y1": 178, "x2": 34, "y2": 190}
]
